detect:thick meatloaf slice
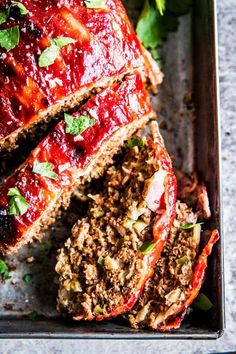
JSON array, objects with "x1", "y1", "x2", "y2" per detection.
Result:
[
  {"x1": 0, "y1": 73, "x2": 155, "y2": 255},
  {"x1": 0, "y1": 0, "x2": 162, "y2": 151},
  {"x1": 128, "y1": 186, "x2": 219, "y2": 331},
  {"x1": 56, "y1": 122, "x2": 176, "y2": 321}
]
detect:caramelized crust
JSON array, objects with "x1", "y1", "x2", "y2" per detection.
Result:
[
  {"x1": 0, "y1": 0, "x2": 162, "y2": 150},
  {"x1": 0, "y1": 73, "x2": 155, "y2": 254}
]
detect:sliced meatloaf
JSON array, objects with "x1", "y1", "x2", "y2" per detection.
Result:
[
  {"x1": 56, "y1": 122, "x2": 177, "y2": 320},
  {"x1": 0, "y1": 0, "x2": 162, "y2": 151},
  {"x1": 0, "y1": 73, "x2": 155, "y2": 255},
  {"x1": 128, "y1": 187, "x2": 219, "y2": 331}
]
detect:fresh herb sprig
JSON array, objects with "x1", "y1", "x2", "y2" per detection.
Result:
[
  {"x1": 38, "y1": 36, "x2": 77, "y2": 67},
  {"x1": 136, "y1": 0, "x2": 192, "y2": 62},
  {"x1": 0, "y1": 259, "x2": 11, "y2": 280},
  {"x1": 64, "y1": 113, "x2": 94, "y2": 136},
  {"x1": 8, "y1": 187, "x2": 29, "y2": 216}
]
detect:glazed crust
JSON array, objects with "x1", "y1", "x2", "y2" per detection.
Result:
[
  {"x1": 0, "y1": 73, "x2": 155, "y2": 254},
  {"x1": 0, "y1": 0, "x2": 162, "y2": 151}
]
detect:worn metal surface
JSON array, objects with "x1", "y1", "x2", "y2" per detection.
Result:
[{"x1": 0, "y1": 0, "x2": 223, "y2": 339}]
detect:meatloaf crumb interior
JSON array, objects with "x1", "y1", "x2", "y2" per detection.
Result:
[
  {"x1": 56, "y1": 130, "x2": 176, "y2": 320},
  {"x1": 128, "y1": 200, "x2": 201, "y2": 329}
]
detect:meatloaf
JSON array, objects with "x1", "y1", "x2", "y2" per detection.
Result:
[
  {"x1": 0, "y1": 0, "x2": 162, "y2": 151},
  {"x1": 0, "y1": 72, "x2": 155, "y2": 255},
  {"x1": 128, "y1": 181, "x2": 219, "y2": 331},
  {"x1": 56, "y1": 122, "x2": 177, "y2": 320}
]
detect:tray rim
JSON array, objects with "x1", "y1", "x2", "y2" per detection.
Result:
[{"x1": 0, "y1": 0, "x2": 224, "y2": 340}]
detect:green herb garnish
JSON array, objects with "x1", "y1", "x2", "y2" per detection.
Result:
[
  {"x1": 27, "y1": 310, "x2": 38, "y2": 321},
  {"x1": 84, "y1": 0, "x2": 106, "y2": 9},
  {"x1": 64, "y1": 113, "x2": 94, "y2": 135},
  {"x1": 97, "y1": 256, "x2": 104, "y2": 265},
  {"x1": 180, "y1": 222, "x2": 203, "y2": 230},
  {"x1": 94, "y1": 305, "x2": 103, "y2": 313},
  {"x1": 155, "y1": 0, "x2": 165, "y2": 16},
  {"x1": 0, "y1": 259, "x2": 11, "y2": 280},
  {"x1": 33, "y1": 161, "x2": 58, "y2": 180},
  {"x1": 140, "y1": 241, "x2": 155, "y2": 255},
  {"x1": 0, "y1": 2, "x2": 28, "y2": 25},
  {"x1": 136, "y1": 0, "x2": 192, "y2": 61},
  {"x1": 176, "y1": 255, "x2": 189, "y2": 266},
  {"x1": 127, "y1": 136, "x2": 144, "y2": 148},
  {"x1": 40, "y1": 240, "x2": 53, "y2": 254},
  {"x1": 192, "y1": 293, "x2": 214, "y2": 312},
  {"x1": 8, "y1": 187, "x2": 29, "y2": 216},
  {"x1": 22, "y1": 273, "x2": 33, "y2": 283},
  {"x1": 0, "y1": 26, "x2": 19, "y2": 51},
  {"x1": 0, "y1": 12, "x2": 7, "y2": 25},
  {"x1": 38, "y1": 36, "x2": 77, "y2": 67}
]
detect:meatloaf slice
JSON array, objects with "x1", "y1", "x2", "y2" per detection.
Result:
[
  {"x1": 0, "y1": 72, "x2": 154, "y2": 255},
  {"x1": 128, "y1": 188, "x2": 219, "y2": 331},
  {"x1": 0, "y1": 0, "x2": 162, "y2": 152},
  {"x1": 56, "y1": 122, "x2": 177, "y2": 320}
]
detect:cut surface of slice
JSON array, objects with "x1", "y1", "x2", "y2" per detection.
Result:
[
  {"x1": 56, "y1": 122, "x2": 176, "y2": 321},
  {"x1": 128, "y1": 181, "x2": 219, "y2": 331},
  {"x1": 0, "y1": 73, "x2": 154, "y2": 255},
  {"x1": 0, "y1": 0, "x2": 162, "y2": 151}
]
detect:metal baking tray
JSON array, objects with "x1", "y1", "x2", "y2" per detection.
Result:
[{"x1": 0, "y1": 0, "x2": 224, "y2": 339}]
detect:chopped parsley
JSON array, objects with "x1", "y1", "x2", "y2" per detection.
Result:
[
  {"x1": 40, "y1": 240, "x2": 53, "y2": 254},
  {"x1": 27, "y1": 310, "x2": 38, "y2": 321},
  {"x1": 181, "y1": 222, "x2": 203, "y2": 230},
  {"x1": 136, "y1": 0, "x2": 192, "y2": 60},
  {"x1": 84, "y1": 0, "x2": 106, "y2": 9},
  {"x1": 176, "y1": 255, "x2": 189, "y2": 266},
  {"x1": 140, "y1": 240, "x2": 155, "y2": 255},
  {"x1": 38, "y1": 36, "x2": 77, "y2": 67},
  {"x1": 8, "y1": 187, "x2": 29, "y2": 216},
  {"x1": 0, "y1": 26, "x2": 19, "y2": 51},
  {"x1": 33, "y1": 161, "x2": 58, "y2": 180},
  {"x1": 22, "y1": 273, "x2": 33, "y2": 283},
  {"x1": 64, "y1": 113, "x2": 95, "y2": 135},
  {"x1": 0, "y1": 259, "x2": 11, "y2": 280},
  {"x1": 97, "y1": 255, "x2": 104, "y2": 265},
  {"x1": 127, "y1": 136, "x2": 144, "y2": 148},
  {"x1": 0, "y1": 2, "x2": 28, "y2": 25},
  {"x1": 193, "y1": 293, "x2": 213, "y2": 311}
]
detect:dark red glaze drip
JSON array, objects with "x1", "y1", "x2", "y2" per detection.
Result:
[
  {"x1": 0, "y1": 0, "x2": 147, "y2": 142},
  {"x1": 0, "y1": 73, "x2": 152, "y2": 250}
]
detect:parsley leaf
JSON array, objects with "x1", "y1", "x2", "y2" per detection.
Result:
[
  {"x1": 180, "y1": 222, "x2": 203, "y2": 230},
  {"x1": 192, "y1": 293, "x2": 213, "y2": 311},
  {"x1": 38, "y1": 36, "x2": 76, "y2": 67},
  {"x1": 0, "y1": 259, "x2": 11, "y2": 280},
  {"x1": 0, "y1": 2, "x2": 28, "y2": 25},
  {"x1": 136, "y1": 0, "x2": 191, "y2": 59},
  {"x1": 51, "y1": 36, "x2": 77, "y2": 48},
  {"x1": 33, "y1": 161, "x2": 58, "y2": 180},
  {"x1": 40, "y1": 240, "x2": 53, "y2": 254},
  {"x1": 7, "y1": 2, "x2": 29, "y2": 16},
  {"x1": 8, "y1": 187, "x2": 29, "y2": 216},
  {"x1": 127, "y1": 136, "x2": 144, "y2": 148},
  {"x1": 27, "y1": 310, "x2": 38, "y2": 321},
  {"x1": 84, "y1": 0, "x2": 106, "y2": 9},
  {"x1": 0, "y1": 26, "x2": 19, "y2": 51},
  {"x1": 155, "y1": 0, "x2": 165, "y2": 15},
  {"x1": 0, "y1": 11, "x2": 7, "y2": 25},
  {"x1": 64, "y1": 113, "x2": 94, "y2": 135},
  {"x1": 23, "y1": 273, "x2": 33, "y2": 283},
  {"x1": 140, "y1": 241, "x2": 155, "y2": 255}
]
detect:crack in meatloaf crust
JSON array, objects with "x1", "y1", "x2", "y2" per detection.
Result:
[
  {"x1": 0, "y1": 73, "x2": 155, "y2": 255},
  {"x1": 0, "y1": 0, "x2": 162, "y2": 152},
  {"x1": 128, "y1": 181, "x2": 219, "y2": 331},
  {"x1": 56, "y1": 122, "x2": 176, "y2": 320}
]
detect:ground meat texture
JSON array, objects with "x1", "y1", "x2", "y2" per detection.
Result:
[
  {"x1": 128, "y1": 201, "x2": 202, "y2": 330},
  {"x1": 56, "y1": 126, "x2": 176, "y2": 320}
]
